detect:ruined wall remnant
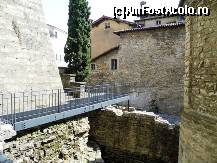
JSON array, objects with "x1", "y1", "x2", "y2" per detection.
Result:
[
  {"x1": 179, "y1": 0, "x2": 217, "y2": 162},
  {"x1": 4, "y1": 117, "x2": 103, "y2": 162},
  {"x1": 89, "y1": 107, "x2": 179, "y2": 163},
  {"x1": 0, "y1": 0, "x2": 62, "y2": 92}
]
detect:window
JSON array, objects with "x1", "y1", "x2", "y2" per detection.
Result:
[
  {"x1": 49, "y1": 30, "x2": 58, "y2": 38},
  {"x1": 49, "y1": 30, "x2": 54, "y2": 37},
  {"x1": 111, "y1": 59, "x2": 117, "y2": 70},
  {"x1": 55, "y1": 31, "x2": 58, "y2": 38},
  {"x1": 91, "y1": 63, "x2": 96, "y2": 70},
  {"x1": 105, "y1": 22, "x2": 111, "y2": 29},
  {"x1": 156, "y1": 20, "x2": 161, "y2": 25}
]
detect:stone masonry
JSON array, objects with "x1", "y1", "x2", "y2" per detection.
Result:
[
  {"x1": 89, "y1": 107, "x2": 180, "y2": 163},
  {"x1": 4, "y1": 116, "x2": 103, "y2": 163},
  {"x1": 178, "y1": 0, "x2": 217, "y2": 162},
  {"x1": 0, "y1": 122, "x2": 16, "y2": 162},
  {"x1": 0, "y1": 0, "x2": 62, "y2": 92},
  {"x1": 89, "y1": 26, "x2": 185, "y2": 115}
]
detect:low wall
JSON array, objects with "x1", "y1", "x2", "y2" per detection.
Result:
[{"x1": 89, "y1": 107, "x2": 180, "y2": 163}]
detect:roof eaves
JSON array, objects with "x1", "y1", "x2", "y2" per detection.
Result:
[
  {"x1": 47, "y1": 24, "x2": 68, "y2": 34},
  {"x1": 114, "y1": 22, "x2": 185, "y2": 35},
  {"x1": 91, "y1": 46, "x2": 119, "y2": 61},
  {"x1": 135, "y1": 15, "x2": 178, "y2": 21},
  {"x1": 92, "y1": 16, "x2": 135, "y2": 27}
]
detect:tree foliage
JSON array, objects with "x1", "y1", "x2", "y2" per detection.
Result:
[{"x1": 64, "y1": 0, "x2": 91, "y2": 82}]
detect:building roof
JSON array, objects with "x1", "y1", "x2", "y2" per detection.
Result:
[
  {"x1": 92, "y1": 46, "x2": 119, "y2": 61},
  {"x1": 135, "y1": 15, "x2": 178, "y2": 22},
  {"x1": 47, "y1": 24, "x2": 68, "y2": 34},
  {"x1": 92, "y1": 15, "x2": 135, "y2": 27},
  {"x1": 114, "y1": 22, "x2": 185, "y2": 35}
]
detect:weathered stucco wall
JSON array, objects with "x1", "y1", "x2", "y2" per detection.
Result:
[
  {"x1": 0, "y1": 0, "x2": 62, "y2": 92},
  {"x1": 89, "y1": 107, "x2": 179, "y2": 163},
  {"x1": 179, "y1": 1, "x2": 217, "y2": 162},
  {"x1": 91, "y1": 19, "x2": 132, "y2": 60},
  {"x1": 89, "y1": 26, "x2": 185, "y2": 115},
  {"x1": 4, "y1": 117, "x2": 103, "y2": 163}
]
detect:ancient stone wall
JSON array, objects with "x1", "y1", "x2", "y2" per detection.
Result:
[
  {"x1": 89, "y1": 26, "x2": 185, "y2": 115},
  {"x1": 4, "y1": 117, "x2": 103, "y2": 162},
  {"x1": 178, "y1": 1, "x2": 217, "y2": 162},
  {"x1": 0, "y1": 0, "x2": 62, "y2": 92},
  {"x1": 89, "y1": 107, "x2": 180, "y2": 163}
]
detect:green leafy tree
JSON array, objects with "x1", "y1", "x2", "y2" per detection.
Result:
[{"x1": 64, "y1": 0, "x2": 91, "y2": 82}]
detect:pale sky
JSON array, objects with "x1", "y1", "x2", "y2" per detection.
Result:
[{"x1": 42, "y1": 0, "x2": 180, "y2": 32}]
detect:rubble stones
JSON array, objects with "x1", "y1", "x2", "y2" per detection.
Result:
[{"x1": 4, "y1": 117, "x2": 103, "y2": 162}]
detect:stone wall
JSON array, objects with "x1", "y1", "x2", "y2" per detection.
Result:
[
  {"x1": 89, "y1": 107, "x2": 180, "y2": 163},
  {"x1": 0, "y1": 122, "x2": 16, "y2": 162},
  {"x1": 136, "y1": 16, "x2": 181, "y2": 27},
  {"x1": 0, "y1": 0, "x2": 62, "y2": 92},
  {"x1": 89, "y1": 26, "x2": 185, "y2": 115},
  {"x1": 89, "y1": 48, "x2": 119, "y2": 84},
  {"x1": 4, "y1": 116, "x2": 103, "y2": 163},
  {"x1": 178, "y1": 0, "x2": 217, "y2": 162}
]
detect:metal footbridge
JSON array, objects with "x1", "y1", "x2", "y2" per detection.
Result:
[{"x1": 0, "y1": 84, "x2": 130, "y2": 131}]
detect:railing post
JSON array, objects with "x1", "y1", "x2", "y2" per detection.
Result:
[
  {"x1": 112, "y1": 83, "x2": 114, "y2": 99},
  {"x1": 1, "y1": 94, "x2": 3, "y2": 118},
  {"x1": 88, "y1": 87, "x2": 90, "y2": 106},
  {"x1": 127, "y1": 100, "x2": 130, "y2": 112},
  {"x1": 59, "y1": 89, "x2": 61, "y2": 107},
  {"x1": 13, "y1": 93, "x2": 16, "y2": 126},
  {"x1": 10, "y1": 93, "x2": 13, "y2": 125},
  {"x1": 31, "y1": 90, "x2": 32, "y2": 110},
  {"x1": 22, "y1": 92, "x2": 25, "y2": 113},
  {"x1": 52, "y1": 90, "x2": 53, "y2": 108},
  {"x1": 57, "y1": 89, "x2": 60, "y2": 113}
]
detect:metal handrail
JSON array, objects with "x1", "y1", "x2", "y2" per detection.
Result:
[{"x1": 0, "y1": 83, "x2": 130, "y2": 127}]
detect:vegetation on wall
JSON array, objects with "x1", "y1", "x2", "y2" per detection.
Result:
[{"x1": 64, "y1": 0, "x2": 91, "y2": 82}]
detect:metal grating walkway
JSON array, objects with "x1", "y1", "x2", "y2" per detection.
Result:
[{"x1": 0, "y1": 84, "x2": 130, "y2": 131}]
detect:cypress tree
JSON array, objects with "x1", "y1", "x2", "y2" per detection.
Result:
[{"x1": 64, "y1": 0, "x2": 91, "y2": 82}]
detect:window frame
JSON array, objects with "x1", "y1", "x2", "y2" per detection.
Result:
[
  {"x1": 105, "y1": 22, "x2": 111, "y2": 29},
  {"x1": 111, "y1": 59, "x2": 118, "y2": 70},
  {"x1": 55, "y1": 31, "x2": 58, "y2": 38},
  {"x1": 91, "y1": 63, "x2": 96, "y2": 71},
  {"x1": 156, "y1": 20, "x2": 161, "y2": 25}
]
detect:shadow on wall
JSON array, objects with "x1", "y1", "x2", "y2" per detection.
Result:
[{"x1": 121, "y1": 86, "x2": 183, "y2": 115}]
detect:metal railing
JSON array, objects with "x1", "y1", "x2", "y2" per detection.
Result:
[{"x1": 0, "y1": 83, "x2": 130, "y2": 126}]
